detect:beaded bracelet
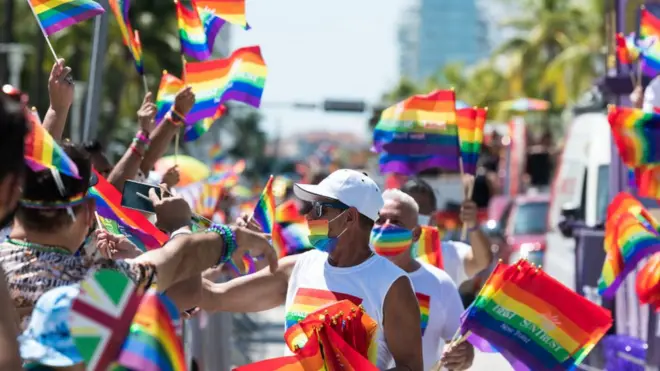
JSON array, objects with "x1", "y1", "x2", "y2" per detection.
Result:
[
  {"x1": 132, "y1": 137, "x2": 150, "y2": 151},
  {"x1": 168, "y1": 109, "x2": 185, "y2": 125},
  {"x1": 208, "y1": 224, "x2": 238, "y2": 265},
  {"x1": 135, "y1": 130, "x2": 151, "y2": 145}
]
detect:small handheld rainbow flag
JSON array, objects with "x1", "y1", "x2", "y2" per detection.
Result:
[
  {"x1": 184, "y1": 104, "x2": 227, "y2": 142},
  {"x1": 28, "y1": 0, "x2": 105, "y2": 36},
  {"x1": 108, "y1": 0, "x2": 143, "y2": 75},
  {"x1": 457, "y1": 107, "x2": 487, "y2": 175},
  {"x1": 640, "y1": 8, "x2": 660, "y2": 76},
  {"x1": 197, "y1": 0, "x2": 249, "y2": 30},
  {"x1": 636, "y1": 252, "x2": 660, "y2": 311},
  {"x1": 251, "y1": 176, "x2": 287, "y2": 258},
  {"x1": 598, "y1": 192, "x2": 660, "y2": 299},
  {"x1": 155, "y1": 71, "x2": 185, "y2": 123},
  {"x1": 117, "y1": 290, "x2": 186, "y2": 371},
  {"x1": 184, "y1": 45, "x2": 267, "y2": 122},
  {"x1": 608, "y1": 106, "x2": 660, "y2": 167},
  {"x1": 615, "y1": 33, "x2": 640, "y2": 65},
  {"x1": 176, "y1": 0, "x2": 223, "y2": 61},
  {"x1": 90, "y1": 170, "x2": 168, "y2": 251},
  {"x1": 411, "y1": 226, "x2": 443, "y2": 269},
  {"x1": 632, "y1": 165, "x2": 660, "y2": 199},
  {"x1": 24, "y1": 109, "x2": 81, "y2": 179},
  {"x1": 461, "y1": 260, "x2": 612, "y2": 371}
]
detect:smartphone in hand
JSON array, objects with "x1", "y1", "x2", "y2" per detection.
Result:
[{"x1": 121, "y1": 180, "x2": 162, "y2": 213}]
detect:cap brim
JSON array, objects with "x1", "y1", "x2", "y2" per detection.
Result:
[{"x1": 293, "y1": 183, "x2": 336, "y2": 202}]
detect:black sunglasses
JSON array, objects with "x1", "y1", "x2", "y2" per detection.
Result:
[{"x1": 300, "y1": 200, "x2": 349, "y2": 218}]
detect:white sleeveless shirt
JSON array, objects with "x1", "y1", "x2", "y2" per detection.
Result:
[{"x1": 284, "y1": 249, "x2": 408, "y2": 370}]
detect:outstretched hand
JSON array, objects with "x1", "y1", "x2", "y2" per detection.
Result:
[
  {"x1": 137, "y1": 92, "x2": 157, "y2": 133},
  {"x1": 232, "y1": 226, "x2": 277, "y2": 274},
  {"x1": 149, "y1": 184, "x2": 191, "y2": 233},
  {"x1": 95, "y1": 230, "x2": 143, "y2": 259},
  {"x1": 174, "y1": 86, "x2": 195, "y2": 116},
  {"x1": 48, "y1": 59, "x2": 73, "y2": 112}
]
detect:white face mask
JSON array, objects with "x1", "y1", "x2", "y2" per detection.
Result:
[{"x1": 418, "y1": 214, "x2": 431, "y2": 226}]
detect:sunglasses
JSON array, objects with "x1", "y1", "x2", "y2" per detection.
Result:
[{"x1": 300, "y1": 201, "x2": 349, "y2": 219}]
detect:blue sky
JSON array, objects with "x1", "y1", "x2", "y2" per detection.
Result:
[{"x1": 232, "y1": 0, "x2": 406, "y2": 140}]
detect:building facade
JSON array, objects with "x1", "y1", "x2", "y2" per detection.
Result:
[{"x1": 398, "y1": 0, "x2": 490, "y2": 81}]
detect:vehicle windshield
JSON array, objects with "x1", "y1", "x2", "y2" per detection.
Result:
[{"x1": 512, "y1": 202, "x2": 549, "y2": 235}]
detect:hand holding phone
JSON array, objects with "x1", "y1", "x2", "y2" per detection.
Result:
[{"x1": 121, "y1": 180, "x2": 162, "y2": 213}]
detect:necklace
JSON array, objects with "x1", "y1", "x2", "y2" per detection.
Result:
[{"x1": 6, "y1": 238, "x2": 72, "y2": 255}]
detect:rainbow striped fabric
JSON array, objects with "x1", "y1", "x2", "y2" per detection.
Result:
[
  {"x1": 176, "y1": 0, "x2": 223, "y2": 61},
  {"x1": 636, "y1": 252, "x2": 660, "y2": 311},
  {"x1": 108, "y1": 0, "x2": 142, "y2": 74},
  {"x1": 28, "y1": 0, "x2": 104, "y2": 36},
  {"x1": 615, "y1": 32, "x2": 640, "y2": 65},
  {"x1": 608, "y1": 106, "x2": 660, "y2": 167},
  {"x1": 24, "y1": 109, "x2": 80, "y2": 179},
  {"x1": 416, "y1": 293, "x2": 430, "y2": 336},
  {"x1": 373, "y1": 90, "x2": 459, "y2": 175},
  {"x1": 184, "y1": 45, "x2": 267, "y2": 122},
  {"x1": 462, "y1": 260, "x2": 613, "y2": 371},
  {"x1": 117, "y1": 290, "x2": 186, "y2": 371},
  {"x1": 633, "y1": 165, "x2": 660, "y2": 199},
  {"x1": 155, "y1": 71, "x2": 185, "y2": 123},
  {"x1": 411, "y1": 226, "x2": 444, "y2": 269},
  {"x1": 197, "y1": 0, "x2": 249, "y2": 30},
  {"x1": 457, "y1": 107, "x2": 487, "y2": 175},
  {"x1": 598, "y1": 192, "x2": 660, "y2": 299},
  {"x1": 370, "y1": 223, "x2": 413, "y2": 256},
  {"x1": 640, "y1": 8, "x2": 660, "y2": 76},
  {"x1": 183, "y1": 104, "x2": 226, "y2": 142},
  {"x1": 252, "y1": 175, "x2": 275, "y2": 234},
  {"x1": 90, "y1": 170, "x2": 168, "y2": 251}
]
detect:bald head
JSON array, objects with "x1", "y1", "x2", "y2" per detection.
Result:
[{"x1": 376, "y1": 189, "x2": 419, "y2": 230}]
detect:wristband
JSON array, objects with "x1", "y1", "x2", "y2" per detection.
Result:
[
  {"x1": 208, "y1": 224, "x2": 237, "y2": 265},
  {"x1": 168, "y1": 109, "x2": 185, "y2": 124},
  {"x1": 135, "y1": 130, "x2": 151, "y2": 145},
  {"x1": 170, "y1": 226, "x2": 192, "y2": 240},
  {"x1": 132, "y1": 137, "x2": 150, "y2": 151}
]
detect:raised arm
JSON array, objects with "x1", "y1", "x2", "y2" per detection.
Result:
[
  {"x1": 460, "y1": 200, "x2": 493, "y2": 277},
  {"x1": 42, "y1": 59, "x2": 73, "y2": 140},
  {"x1": 384, "y1": 276, "x2": 424, "y2": 371},
  {"x1": 107, "y1": 92, "x2": 157, "y2": 190},
  {"x1": 140, "y1": 87, "x2": 195, "y2": 175},
  {"x1": 200, "y1": 255, "x2": 297, "y2": 313}
]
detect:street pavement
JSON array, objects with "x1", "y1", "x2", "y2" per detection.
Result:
[{"x1": 239, "y1": 306, "x2": 514, "y2": 370}]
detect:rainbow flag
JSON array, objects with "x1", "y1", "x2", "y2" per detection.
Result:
[
  {"x1": 411, "y1": 226, "x2": 443, "y2": 269},
  {"x1": 457, "y1": 107, "x2": 487, "y2": 175},
  {"x1": 276, "y1": 200, "x2": 304, "y2": 224},
  {"x1": 615, "y1": 33, "x2": 639, "y2": 65},
  {"x1": 176, "y1": 0, "x2": 223, "y2": 61},
  {"x1": 184, "y1": 45, "x2": 267, "y2": 122},
  {"x1": 640, "y1": 8, "x2": 660, "y2": 76},
  {"x1": 155, "y1": 72, "x2": 185, "y2": 123},
  {"x1": 372, "y1": 90, "x2": 458, "y2": 157},
  {"x1": 608, "y1": 106, "x2": 660, "y2": 167},
  {"x1": 462, "y1": 260, "x2": 612, "y2": 371},
  {"x1": 636, "y1": 252, "x2": 660, "y2": 311},
  {"x1": 184, "y1": 104, "x2": 226, "y2": 142},
  {"x1": 598, "y1": 192, "x2": 660, "y2": 299},
  {"x1": 633, "y1": 165, "x2": 660, "y2": 199},
  {"x1": 252, "y1": 175, "x2": 275, "y2": 234},
  {"x1": 90, "y1": 170, "x2": 168, "y2": 251},
  {"x1": 28, "y1": 0, "x2": 104, "y2": 36},
  {"x1": 196, "y1": 0, "x2": 249, "y2": 30},
  {"x1": 234, "y1": 332, "x2": 325, "y2": 371},
  {"x1": 416, "y1": 293, "x2": 430, "y2": 336},
  {"x1": 208, "y1": 143, "x2": 223, "y2": 160},
  {"x1": 24, "y1": 109, "x2": 80, "y2": 179},
  {"x1": 117, "y1": 290, "x2": 186, "y2": 371},
  {"x1": 108, "y1": 0, "x2": 142, "y2": 75}
]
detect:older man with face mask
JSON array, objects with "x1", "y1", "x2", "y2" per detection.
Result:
[{"x1": 371, "y1": 189, "x2": 474, "y2": 371}]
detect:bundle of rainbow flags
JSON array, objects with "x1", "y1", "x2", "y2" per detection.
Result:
[
  {"x1": 460, "y1": 259, "x2": 612, "y2": 371},
  {"x1": 608, "y1": 106, "x2": 660, "y2": 199},
  {"x1": 598, "y1": 192, "x2": 660, "y2": 306}
]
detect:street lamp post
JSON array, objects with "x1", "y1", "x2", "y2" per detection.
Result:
[{"x1": 70, "y1": 81, "x2": 87, "y2": 143}]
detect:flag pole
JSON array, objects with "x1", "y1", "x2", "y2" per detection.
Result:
[
  {"x1": 175, "y1": 55, "x2": 186, "y2": 165},
  {"x1": 142, "y1": 74, "x2": 149, "y2": 93},
  {"x1": 26, "y1": 0, "x2": 58, "y2": 60}
]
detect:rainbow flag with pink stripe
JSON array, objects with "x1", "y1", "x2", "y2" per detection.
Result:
[{"x1": 90, "y1": 170, "x2": 168, "y2": 251}]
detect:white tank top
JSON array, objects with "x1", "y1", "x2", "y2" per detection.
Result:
[{"x1": 284, "y1": 249, "x2": 407, "y2": 370}]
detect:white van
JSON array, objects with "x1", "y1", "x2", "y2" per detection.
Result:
[{"x1": 544, "y1": 112, "x2": 611, "y2": 290}]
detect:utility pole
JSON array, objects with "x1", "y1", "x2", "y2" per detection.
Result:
[{"x1": 83, "y1": 0, "x2": 109, "y2": 141}]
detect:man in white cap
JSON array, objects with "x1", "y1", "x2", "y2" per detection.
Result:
[{"x1": 200, "y1": 169, "x2": 423, "y2": 371}]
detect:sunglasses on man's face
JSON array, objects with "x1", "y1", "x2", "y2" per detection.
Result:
[{"x1": 300, "y1": 201, "x2": 349, "y2": 219}]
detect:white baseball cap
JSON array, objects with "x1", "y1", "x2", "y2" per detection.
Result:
[{"x1": 293, "y1": 169, "x2": 384, "y2": 221}]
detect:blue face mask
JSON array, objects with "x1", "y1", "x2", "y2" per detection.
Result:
[{"x1": 306, "y1": 212, "x2": 347, "y2": 253}]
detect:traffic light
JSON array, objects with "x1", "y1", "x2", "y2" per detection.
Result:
[{"x1": 322, "y1": 100, "x2": 367, "y2": 113}]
